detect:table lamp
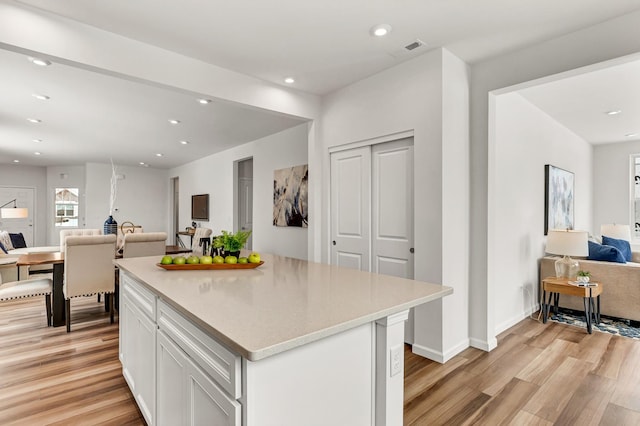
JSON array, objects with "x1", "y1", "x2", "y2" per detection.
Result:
[
  {"x1": 0, "y1": 199, "x2": 28, "y2": 219},
  {"x1": 600, "y1": 224, "x2": 631, "y2": 241},
  {"x1": 545, "y1": 229, "x2": 588, "y2": 278}
]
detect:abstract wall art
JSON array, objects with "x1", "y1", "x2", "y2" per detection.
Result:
[
  {"x1": 273, "y1": 164, "x2": 308, "y2": 227},
  {"x1": 544, "y1": 164, "x2": 574, "y2": 235}
]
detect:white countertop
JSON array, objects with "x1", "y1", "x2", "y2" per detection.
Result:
[{"x1": 115, "y1": 253, "x2": 452, "y2": 361}]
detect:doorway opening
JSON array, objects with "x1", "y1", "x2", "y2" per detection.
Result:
[{"x1": 235, "y1": 158, "x2": 253, "y2": 250}]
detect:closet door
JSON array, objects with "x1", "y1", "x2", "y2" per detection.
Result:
[
  {"x1": 330, "y1": 147, "x2": 371, "y2": 271},
  {"x1": 371, "y1": 139, "x2": 414, "y2": 279}
]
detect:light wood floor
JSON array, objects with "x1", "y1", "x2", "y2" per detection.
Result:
[{"x1": 1, "y1": 298, "x2": 639, "y2": 425}]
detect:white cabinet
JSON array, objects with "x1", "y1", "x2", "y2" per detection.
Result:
[
  {"x1": 120, "y1": 274, "x2": 156, "y2": 425},
  {"x1": 156, "y1": 302, "x2": 241, "y2": 426},
  {"x1": 120, "y1": 270, "x2": 241, "y2": 426}
]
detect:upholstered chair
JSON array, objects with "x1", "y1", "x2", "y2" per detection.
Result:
[
  {"x1": 59, "y1": 228, "x2": 103, "y2": 251},
  {"x1": 122, "y1": 232, "x2": 167, "y2": 258},
  {"x1": 0, "y1": 260, "x2": 52, "y2": 326},
  {"x1": 191, "y1": 227, "x2": 212, "y2": 257},
  {"x1": 63, "y1": 234, "x2": 116, "y2": 332}
]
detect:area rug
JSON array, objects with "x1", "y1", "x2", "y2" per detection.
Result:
[{"x1": 549, "y1": 309, "x2": 640, "y2": 339}]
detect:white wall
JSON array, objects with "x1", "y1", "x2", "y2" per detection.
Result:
[
  {"x1": 472, "y1": 10, "x2": 640, "y2": 350},
  {"x1": 170, "y1": 124, "x2": 309, "y2": 259},
  {"x1": 593, "y1": 141, "x2": 640, "y2": 240},
  {"x1": 320, "y1": 48, "x2": 471, "y2": 362},
  {"x1": 85, "y1": 163, "x2": 169, "y2": 238},
  {"x1": 0, "y1": 164, "x2": 47, "y2": 246},
  {"x1": 492, "y1": 93, "x2": 592, "y2": 334}
]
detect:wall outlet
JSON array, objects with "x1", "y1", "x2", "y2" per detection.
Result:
[{"x1": 390, "y1": 344, "x2": 402, "y2": 377}]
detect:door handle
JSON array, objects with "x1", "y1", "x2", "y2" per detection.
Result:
[
  {"x1": 410, "y1": 248, "x2": 414, "y2": 253},
  {"x1": 332, "y1": 240, "x2": 336, "y2": 246}
]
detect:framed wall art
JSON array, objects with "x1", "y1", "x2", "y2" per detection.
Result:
[
  {"x1": 544, "y1": 164, "x2": 574, "y2": 235},
  {"x1": 273, "y1": 164, "x2": 308, "y2": 227}
]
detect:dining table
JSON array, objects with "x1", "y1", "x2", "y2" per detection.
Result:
[{"x1": 14, "y1": 245, "x2": 192, "y2": 327}]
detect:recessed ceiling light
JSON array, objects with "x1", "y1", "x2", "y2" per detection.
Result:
[
  {"x1": 13, "y1": 160, "x2": 20, "y2": 163},
  {"x1": 156, "y1": 153, "x2": 163, "y2": 157},
  {"x1": 180, "y1": 140, "x2": 189, "y2": 145},
  {"x1": 197, "y1": 99, "x2": 211, "y2": 105},
  {"x1": 284, "y1": 77, "x2": 295, "y2": 84},
  {"x1": 626, "y1": 133, "x2": 638, "y2": 138},
  {"x1": 370, "y1": 24, "x2": 392, "y2": 37},
  {"x1": 34, "y1": 152, "x2": 41, "y2": 156},
  {"x1": 27, "y1": 118, "x2": 41, "y2": 123},
  {"x1": 32, "y1": 94, "x2": 50, "y2": 101},
  {"x1": 33, "y1": 139, "x2": 43, "y2": 143},
  {"x1": 139, "y1": 162, "x2": 146, "y2": 166},
  {"x1": 29, "y1": 57, "x2": 52, "y2": 66},
  {"x1": 606, "y1": 110, "x2": 622, "y2": 115},
  {"x1": 168, "y1": 119, "x2": 181, "y2": 125}
]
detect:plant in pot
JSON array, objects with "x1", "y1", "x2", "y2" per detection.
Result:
[
  {"x1": 576, "y1": 270, "x2": 591, "y2": 283},
  {"x1": 213, "y1": 230, "x2": 251, "y2": 258}
]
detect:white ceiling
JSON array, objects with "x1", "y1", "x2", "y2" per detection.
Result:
[
  {"x1": 518, "y1": 59, "x2": 640, "y2": 145},
  {"x1": 2, "y1": 0, "x2": 640, "y2": 168}
]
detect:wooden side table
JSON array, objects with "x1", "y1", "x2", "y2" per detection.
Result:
[{"x1": 541, "y1": 277, "x2": 603, "y2": 334}]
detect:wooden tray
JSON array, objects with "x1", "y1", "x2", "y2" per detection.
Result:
[{"x1": 156, "y1": 261, "x2": 264, "y2": 270}]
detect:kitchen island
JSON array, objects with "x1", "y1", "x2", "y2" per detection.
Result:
[{"x1": 115, "y1": 253, "x2": 452, "y2": 426}]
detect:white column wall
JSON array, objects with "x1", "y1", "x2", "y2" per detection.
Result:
[
  {"x1": 492, "y1": 93, "x2": 592, "y2": 334},
  {"x1": 321, "y1": 48, "x2": 471, "y2": 362}
]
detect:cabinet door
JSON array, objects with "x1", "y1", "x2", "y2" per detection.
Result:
[
  {"x1": 135, "y1": 307, "x2": 156, "y2": 425},
  {"x1": 157, "y1": 331, "x2": 188, "y2": 426},
  {"x1": 122, "y1": 292, "x2": 156, "y2": 425},
  {"x1": 187, "y1": 357, "x2": 241, "y2": 426},
  {"x1": 120, "y1": 293, "x2": 137, "y2": 389}
]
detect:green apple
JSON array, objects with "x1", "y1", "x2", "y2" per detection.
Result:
[
  {"x1": 186, "y1": 255, "x2": 200, "y2": 264},
  {"x1": 172, "y1": 256, "x2": 186, "y2": 265},
  {"x1": 200, "y1": 255, "x2": 213, "y2": 264},
  {"x1": 212, "y1": 255, "x2": 225, "y2": 264},
  {"x1": 248, "y1": 252, "x2": 261, "y2": 264},
  {"x1": 238, "y1": 257, "x2": 248, "y2": 264},
  {"x1": 160, "y1": 255, "x2": 173, "y2": 265},
  {"x1": 224, "y1": 255, "x2": 238, "y2": 264}
]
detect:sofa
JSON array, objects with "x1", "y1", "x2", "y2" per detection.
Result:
[{"x1": 540, "y1": 252, "x2": 640, "y2": 322}]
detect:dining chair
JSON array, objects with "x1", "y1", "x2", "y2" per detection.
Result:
[
  {"x1": 59, "y1": 228, "x2": 103, "y2": 251},
  {"x1": 191, "y1": 227, "x2": 212, "y2": 257},
  {"x1": 122, "y1": 232, "x2": 167, "y2": 258},
  {"x1": 0, "y1": 267, "x2": 52, "y2": 326},
  {"x1": 63, "y1": 234, "x2": 116, "y2": 332}
]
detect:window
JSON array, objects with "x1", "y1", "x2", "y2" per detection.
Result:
[{"x1": 55, "y1": 187, "x2": 79, "y2": 227}]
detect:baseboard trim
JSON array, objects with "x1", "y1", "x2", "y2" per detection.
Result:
[
  {"x1": 411, "y1": 343, "x2": 444, "y2": 363},
  {"x1": 469, "y1": 336, "x2": 498, "y2": 352}
]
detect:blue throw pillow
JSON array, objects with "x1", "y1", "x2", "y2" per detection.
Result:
[
  {"x1": 587, "y1": 240, "x2": 626, "y2": 263},
  {"x1": 9, "y1": 233, "x2": 27, "y2": 249},
  {"x1": 0, "y1": 241, "x2": 7, "y2": 254},
  {"x1": 602, "y1": 235, "x2": 632, "y2": 262}
]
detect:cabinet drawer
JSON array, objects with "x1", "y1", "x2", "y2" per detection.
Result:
[
  {"x1": 121, "y1": 272, "x2": 156, "y2": 321},
  {"x1": 157, "y1": 299, "x2": 242, "y2": 399}
]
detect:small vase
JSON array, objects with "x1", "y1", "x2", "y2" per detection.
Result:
[
  {"x1": 104, "y1": 215, "x2": 118, "y2": 235},
  {"x1": 577, "y1": 276, "x2": 590, "y2": 283}
]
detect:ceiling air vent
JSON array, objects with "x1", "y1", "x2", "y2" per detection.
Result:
[{"x1": 404, "y1": 39, "x2": 424, "y2": 51}]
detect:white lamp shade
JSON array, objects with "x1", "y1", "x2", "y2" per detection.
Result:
[
  {"x1": 0, "y1": 207, "x2": 28, "y2": 218},
  {"x1": 600, "y1": 224, "x2": 631, "y2": 241},
  {"x1": 546, "y1": 229, "x2": 588, "y2": 257}
]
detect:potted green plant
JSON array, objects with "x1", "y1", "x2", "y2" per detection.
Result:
[
  {"x1": 213, "y1": 230, "x2": 251, "y2": 257},
  {"x1": 577, "y1": 270, "x2": 591, "y2": 283}
]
